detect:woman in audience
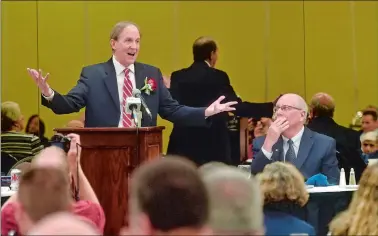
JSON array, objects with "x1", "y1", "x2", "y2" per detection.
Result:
[
  {"x1": 25, "y1": 114, "x2": 49, "y2": 147},
  {"x1": 329, "y1": 162, "x2": 378, "y2": 235},
  {"x1": 258, "y1": 162, "x2": 315, "y2": 235}
]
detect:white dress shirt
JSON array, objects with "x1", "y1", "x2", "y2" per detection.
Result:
[
  {"x1": 42, "y1": 55, "x2": 136, "y2": 127},
  {"x1": 262, "y1": 126, "x2": 305, "y2": 161}
]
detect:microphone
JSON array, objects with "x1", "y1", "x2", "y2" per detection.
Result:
[
  {"x1": 125, "y1": 95, "x2": 141, "y2": 127},
  {"x1": 132, "y1": 89, "x2": 152, "y2": 119}
]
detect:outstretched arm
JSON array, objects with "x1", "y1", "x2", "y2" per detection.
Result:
[{"x1": 27, "y1": 68, "x2": 89, "y2": 114}]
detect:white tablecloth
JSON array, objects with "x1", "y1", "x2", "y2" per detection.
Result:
[
  {"x1": 1, "y1": 187, "x2": 16, "y2": 198},
  {"x1": 307, "y1": 185, "x2": 358, "y2": 193}
]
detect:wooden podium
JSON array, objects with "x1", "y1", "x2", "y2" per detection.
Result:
[{"x1": 54, "y1": 126, "x2": 165, "y2": 236}]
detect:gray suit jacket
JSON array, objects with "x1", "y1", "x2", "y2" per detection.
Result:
[{"x1": 251, "y1": 127, "x2": 340, "y2": 184}]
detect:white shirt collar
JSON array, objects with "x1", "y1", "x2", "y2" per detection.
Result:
[
  {"x1": 112, "y1": 55, "x2": 135, "y2": 75},
  {"x1": 282, "y1": 126, "x2": 305, "y2": 145},
  {"x1": 204, "y1": 60, "x2": 211, "y2": 67}
]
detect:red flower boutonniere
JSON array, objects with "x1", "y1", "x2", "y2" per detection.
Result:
[{"x1": 141, "y1": 77, "x2": 157, "y2": 95}]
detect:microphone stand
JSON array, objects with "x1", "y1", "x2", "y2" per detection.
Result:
[{"x1": 130, "y1": 107, "x2": 140, "y2": 170}]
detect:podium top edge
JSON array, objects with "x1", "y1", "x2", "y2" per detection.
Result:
[{"x1": 54, "y1": 126, "x2": 165, "y2": 133}]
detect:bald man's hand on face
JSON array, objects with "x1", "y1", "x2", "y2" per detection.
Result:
[{"x1": 263, "y1": 117, "x2": 289, "y2": 152}]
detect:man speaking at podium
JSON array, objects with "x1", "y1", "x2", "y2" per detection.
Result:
[{"x1": 27, "y1": 21, "x2": 237, "y2": 128}]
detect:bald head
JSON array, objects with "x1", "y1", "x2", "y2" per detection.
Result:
[
  {"x1": 32, "y1": 146, "x2": 68, "y2": 172},
  {"x1": 278, "y1": 93, "x2": 308, "y2": 114},
  {"x1": 66, "y1": 120, "x2": 84, "y2": 128},
  {"x1": 28, "y1": 212, "x2": 100, "y2": 235},
  {"x1": 309, "y1": 92, "x2": 335, "y2": 118}
]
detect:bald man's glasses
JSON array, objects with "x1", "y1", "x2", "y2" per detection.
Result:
[{"x1": 273, "y1": 105, "x2": 303, "y2": 113}]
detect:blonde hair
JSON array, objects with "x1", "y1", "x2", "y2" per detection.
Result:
[
  {"x1": 329, "y1": 162, "x2": 378, "y2": 235},
  {"x1": 1, "y1": 101, "x2": 22, "y2": 132},
  {"x1": 258, "y1": 162, "x2": 309, "y2": 206}
]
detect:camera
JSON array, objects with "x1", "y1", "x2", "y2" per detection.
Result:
[{"x1": 49, "y1": 134, "x2": 71, "y2": 153}]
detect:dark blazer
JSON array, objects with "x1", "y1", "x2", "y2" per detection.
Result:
[
  {"x1": 41, "y1": 58, "x2": 208, "y2": 128},
  {"x1": 264, "y1": 210, "x2": 316, "y2": 236},
  {"x1": 307, "y1": 116, "x2": 367, "y2": 183},
  {"x1": 167, "y1": 61, "x2": 274, "y2": 166},
  {"x1": 251, "y1": 127, "x2": 340, "y2": 183}
]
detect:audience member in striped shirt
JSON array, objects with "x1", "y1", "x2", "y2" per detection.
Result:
[{"x1": 1, "y1": 101, "x2": 44, "y2": 161}]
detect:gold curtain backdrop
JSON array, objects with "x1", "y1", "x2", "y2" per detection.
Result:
[{"x1": 2, "y1": 1, "x2": 378, "y2": 153}]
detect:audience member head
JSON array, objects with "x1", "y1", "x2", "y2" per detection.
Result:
[
  {"x1": 28, "y1": 212, "x2": 100, "y2": 235},
  {"x1": 1, "y1": 101, "x2": 24, "y2": 132},
  {"x1": 329, "y1": 162, "x2": 378, "y2": 235},
  {"x1": 25, "y1": 114, "x2": 46, "y2": 137},
  {"x1": 364, "y1": 105, "x2": 378, "y2": 113},
  {"x1": 273, "y1": 93, "x2": 308, "y2": 138},
  {"x1": 361, "y1": 110, "x2": 378, "y2": 133},
  {"x1": 360, "y1": 130, "x2": 378, "y2": 154},
  {"x1": 258, "y1": 162, "x2": 309, "y2": 207},
  {"x1": 110, "y1": 21, "x2": 141, "y2": 67},
  {"x1": 66, "y1": 119, "x2": 84, "y2": 128},
  {"x1": 198, "y1": 161, "x2": 228, "y2": 175},
  {"x1": 193, "y1": 36, "x2": 218, "y2": 67},
  {"x1": 125, "y1": 157, "x2": 210, "y2": 235},
  {"x1": 15, "y1": 167, "x2": 72, "y2": 235},
  {"x1": 201, "y1": 166, "x2": 264, "y2": 235},
  {"x1": 254, "y1": 117, "x2": 272, "y2": 138},
  {"x1": 32, "y1": 146, "x2": 69, "y2": 173},
  {"x1": 309, "y1": 92, "x2": 335, "y2": 119}
]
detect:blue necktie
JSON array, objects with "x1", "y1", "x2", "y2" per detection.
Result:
[{"x1": 285, "y1": 139, "x2": 296, "y2": 163}]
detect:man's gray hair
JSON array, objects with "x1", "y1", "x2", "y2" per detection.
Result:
[{"x1": 201, "y1": 166, "x2": 264, "y2": 235}]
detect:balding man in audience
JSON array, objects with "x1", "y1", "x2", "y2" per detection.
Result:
[
  {"x1": 1, "y1": 134, "x2": 105, "y2": 235},
  {"x1": 120, "y1": 157, "x2": 211, "y2": 235},
  {"x1": 307, "y1": 92, "x2": 366, "y2": 182},
  {"x1": 6, "y1": 167, "x2": 72, "y2": 235},
  {"x1": 251, "y1": 93, "x2": 340, "y2": 184},
  {"x1": 201, "y1": 165, "x2": 264, "y2": 235},
  {"x1": 28, "y1": 212, "x2": 100, "y2": 235}
]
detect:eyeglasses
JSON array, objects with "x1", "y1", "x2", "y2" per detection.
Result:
[{"x1": 273, "y1": 105, "x2": 303, "y2": 113}]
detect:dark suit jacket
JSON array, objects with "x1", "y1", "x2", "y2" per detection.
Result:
[
  {"x1": 41, "y1": 58, "x2": 208, "y2": 128},
  {"x1": 251, "y1": 127, "x2": 340, "y2": 183},
  {"x1": 307, "y1": 116, "x2": 367, "y2": 183},
  {"x1": 166, "y1": 61, "x2": 274, "y2": 166},
  {"x1": 264, "y1": 210, "x2": 316, "y2": 236}
]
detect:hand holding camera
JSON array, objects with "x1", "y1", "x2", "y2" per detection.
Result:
[{"x1": 66, "y1": 133, "x2": 82, "y2": 170}]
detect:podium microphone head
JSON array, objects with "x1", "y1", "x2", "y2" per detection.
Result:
[{"x1": 132, "y1": 89, "x2": 141, "y2": 97}]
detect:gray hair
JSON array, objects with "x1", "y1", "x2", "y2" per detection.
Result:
[
  {"x1": 110, "y1": 21, "x2": 140, "y2": 41},
  {"x1": 201, "y1": 166, "x2": 264, "y2": 235}
]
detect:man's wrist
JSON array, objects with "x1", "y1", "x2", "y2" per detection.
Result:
[{"x1": 42, "y1": 88, "x2": 53, "y2": 97}]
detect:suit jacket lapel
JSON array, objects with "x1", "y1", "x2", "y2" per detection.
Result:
[
  {"x1": 134, "y1": 62, "x2": 146, "y2": 90},
  {"x1": 293, "y1": 127, "x2": 314, "y2": 169},
  {"x1": 103, "y1": 58, "x2": 120, "y2": 112},
  {"x1": 272, "y1": 137, "x2": 284, "y2": 161}
]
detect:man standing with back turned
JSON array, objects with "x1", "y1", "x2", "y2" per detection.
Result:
[
  {"x1": 27, "y1": 22, "x2": 237, "y2": 128},
  {"x1": 167, "y1": 37, "x2": 275, "y2": 165}
]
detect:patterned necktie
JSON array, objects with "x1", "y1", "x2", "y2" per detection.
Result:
[
  {"x1": 121, "y1": 68, "x2": 133, "y2": 127},
  {"x1": 285, "y1": 139, "x2": 296, "y2": 163}
]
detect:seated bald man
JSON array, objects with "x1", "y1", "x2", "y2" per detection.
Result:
[{"x1": 251, "y1": 93, "x2": 340, "y2": 184}]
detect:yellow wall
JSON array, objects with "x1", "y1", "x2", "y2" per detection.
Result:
[{"x1": 2, "y1": 1, "x2": 378, "y2": 153}]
